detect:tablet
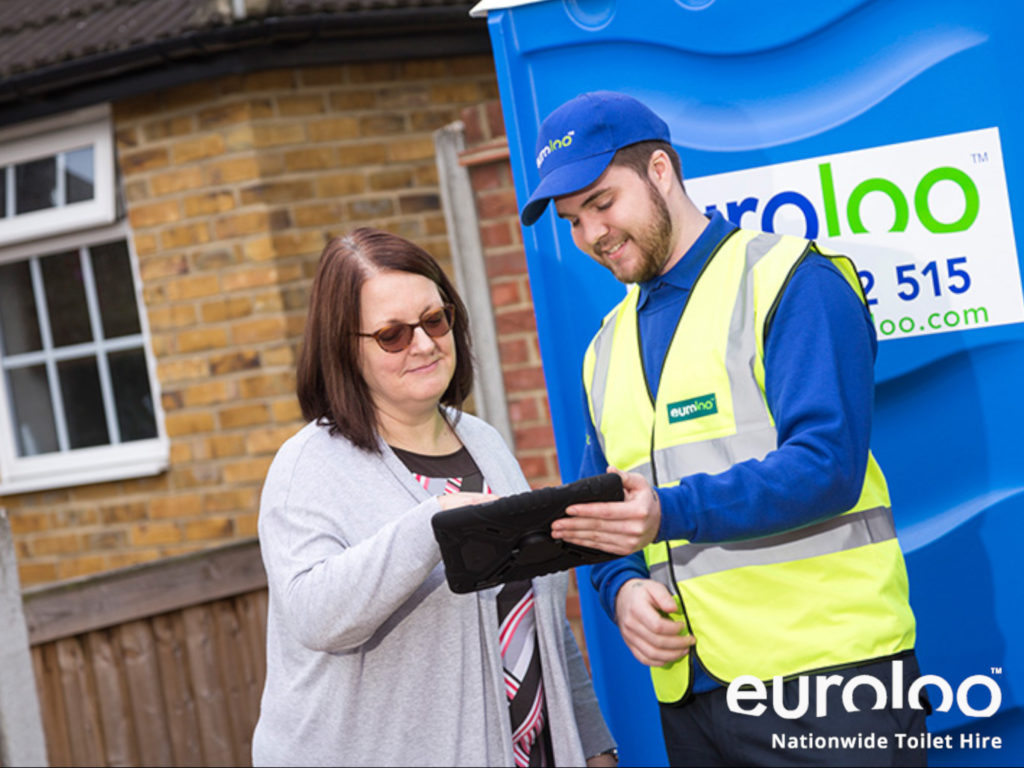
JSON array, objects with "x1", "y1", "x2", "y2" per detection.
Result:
[{"x1": 431, "y1": 472, "x2": 625, "y2": 593}]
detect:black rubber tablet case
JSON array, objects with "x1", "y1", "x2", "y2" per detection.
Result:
[{"x1": 431, "y1": 472, "x2": 625, "y2": 593}]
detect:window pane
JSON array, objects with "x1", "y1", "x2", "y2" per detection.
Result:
[
  {"x1": 90, "y1": 240, "x2": 140, "y2": 337},
  {"x1": 15, "y1": 156, "x2": 56, "y2": 214},
  {"x1": 65, "y1": 147, "x2": 95, "y2": 204},
  {"x1": 0, "y1": 261, "x2": 43, "y2": 355},
  {"x1": 108, "y1": 348, "x2": 157, "y2": 442},
  {"x1": 0, "y1": 166, "x2": 7, "y2": 218},
  {"x1": 41, "y1": 249, "x2": 92, "y2": 347},
  {"x1": 57, "y1": 356, "x2": 108, "y2": 449},
  {"x1": 7, "y1": 365, "x2": 59, "y2": 456}
]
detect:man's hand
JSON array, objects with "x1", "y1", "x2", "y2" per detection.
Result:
[
  {"x1": 550, "y1": 467, "x2": 660, "y2": 555},
  {"x1": 615, "y1": 578, "x2": 695, "y2": 667}
]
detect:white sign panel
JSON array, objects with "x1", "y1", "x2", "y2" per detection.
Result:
[{"x1": 687, "y1": 128, "x2": 1024, "y2": 341}]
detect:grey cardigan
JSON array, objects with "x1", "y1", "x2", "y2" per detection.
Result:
[{"x1": 252, "y1": 413, "x2": 615, "y2": 767}]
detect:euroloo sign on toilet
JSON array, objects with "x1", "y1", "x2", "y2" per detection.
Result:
[{"x1": 471, "y1": 0, "x2": 1024, "y2": 765}]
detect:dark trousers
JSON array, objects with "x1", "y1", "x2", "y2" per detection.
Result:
[{"x1": 659, "y1": 654, "x2": 929, "y2": 767}]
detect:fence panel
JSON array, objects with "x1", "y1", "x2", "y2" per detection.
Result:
[{"x1": 22, "y1": 539, "x2": 268, "y2": 767}]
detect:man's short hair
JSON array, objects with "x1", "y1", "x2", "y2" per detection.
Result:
[{"x1": 610, "y1": 140, "x2": 685, "y2": 191}]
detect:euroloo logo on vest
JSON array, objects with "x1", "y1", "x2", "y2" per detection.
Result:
[
  {"x1": 667, "y1": 393, "x2": 718, "y2": 424},
  {"x1": 687, "y1": 127, "x2": 1024, "y2": 341}
]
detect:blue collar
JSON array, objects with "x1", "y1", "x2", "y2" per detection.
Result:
[{"x1": 637, "y1": 210, "x2": 734, "y2": 309}]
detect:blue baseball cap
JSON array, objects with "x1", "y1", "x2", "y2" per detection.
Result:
[{"x1": 519, "y1": 91, "x2": 671, "y2": 226}]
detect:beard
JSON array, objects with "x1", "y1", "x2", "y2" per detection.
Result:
[{"x1": 596, "y1": 181, "x2": 674, "y2": 284}]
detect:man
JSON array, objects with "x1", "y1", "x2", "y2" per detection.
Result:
[{"x1": 521, "y1": 91, "x2": 928, "y2": 766}]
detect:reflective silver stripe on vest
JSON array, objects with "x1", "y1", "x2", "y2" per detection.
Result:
[
  {"x1": 588, "y1": 313, "x2": 619, "y2": 460},
  {"x1": 648, "y1": 506, "x2": 896, "y2": 585},
  {"x1": 652, "y1": 232, "x2": 782, "y2": 480}
]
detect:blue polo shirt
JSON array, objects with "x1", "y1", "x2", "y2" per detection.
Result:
[{"x1": 579, "y1": 211, "x2": 878, "y2": 692}]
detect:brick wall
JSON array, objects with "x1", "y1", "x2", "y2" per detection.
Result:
[{"x1": 3, "y1": 56, "x2": 500, "y2": 586}]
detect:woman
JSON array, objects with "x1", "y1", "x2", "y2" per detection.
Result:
[{"x1": 252, "y1": 228, "x2": 617, "y2": 767}]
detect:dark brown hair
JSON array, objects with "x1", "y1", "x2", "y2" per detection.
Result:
[
  {"x1": 611, "y1": 140, "x2": 685, "y2": 190},
  {"x1": 296, "y1": 227, "x2": 474, "y2": 452}
]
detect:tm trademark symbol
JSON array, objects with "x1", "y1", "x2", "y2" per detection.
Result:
[
  {"x1": 972, "y1": 151, "x2": 989, "y2": 163},
  {"x1": 991, "y1": 667, "x2": 1003, "y2": 675}
]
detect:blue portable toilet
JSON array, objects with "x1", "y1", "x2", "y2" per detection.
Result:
[{"x1": 470, "y1": 1, "x2": 1024, "y2": 765}]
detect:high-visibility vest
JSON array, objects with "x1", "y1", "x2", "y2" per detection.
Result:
[{"x1": 582, "y1": 229, "x2": 916, "y2": 704}]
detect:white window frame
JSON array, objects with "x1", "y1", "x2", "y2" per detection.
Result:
[
  {"x1": 0, "y1": 104, "x2": 116, "y2": 249},
  {"x1": 0, "y1": 113, "x2": 168, "y2": 494}
]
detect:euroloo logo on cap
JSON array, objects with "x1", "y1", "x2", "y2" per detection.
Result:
[{"x1": 536, "y1": 130, "x2": 576, "y2": 169}]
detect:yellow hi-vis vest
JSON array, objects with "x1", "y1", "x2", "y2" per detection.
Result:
[{"x1": 582, "y1": 228, "x2": 916, "y2": 704}]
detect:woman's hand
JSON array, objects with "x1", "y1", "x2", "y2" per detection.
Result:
[
  {"x1": 436, "y1": 492, "x2": 497, "y2": 510},
  {"x1": 586, "y1": 750, "x2": 618, "y2": 767}
]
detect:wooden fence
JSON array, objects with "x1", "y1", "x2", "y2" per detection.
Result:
[{"x1": 20, "y1": 537, "x2": 268, "y2": 767}]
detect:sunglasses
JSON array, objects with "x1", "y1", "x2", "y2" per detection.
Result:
[{"x1": 357, "y1": 304, "x2": 456, "y2": 353}]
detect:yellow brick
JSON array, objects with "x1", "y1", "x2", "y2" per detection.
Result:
[
  {"x1": 142, "y1": 114, "x2": 196, "y2": 141},
  {"x1": 147, "y1": 303, "x2": 198, "y2": 331},
  {"x1": 129, "y1": 200, "x2": 181, "y2": 228},
  {"x1": 132, "y1": 233, "x2": 159, "y2": 257},
  {"x1": 183, "y1": 379, "x2": 236, "y2": 407},
  {"x1": 107, "y1": 550, "x2": 161, "y2": 570},
  {"x1": 240, "y1": 180, "x2": 315, "y2": 206},
  {"x1": 231, "y1": 316, "x2": 287, "y2": 345},
  {"x1": 201, "y1": 297, "x2": 253, "y2": 323},
  {"x1": 130, "y1": 522, "x2": 182, "y2": 546},
  {"x1": 208, "y1": 434, "x2": 248, "y2": 458},
  {"x1": 170, "y1": 441, "x2": 192, "y2": 463},
  {"x1": 184, "y1": 517, "x2": 234, "y2": 541},
  {"x1": 235, "y1": 512, "x2": 259, "y2": 537},
  {"x1": 57, "y1": 555, "x2": 106, "y2": 581},
  {"x1": 263, "y1": 345, "x2": 298, "y2": 369},
  {"x1": 222, "y1": 457, "x2": 273, "y2": 484},
  {"x1": 139, "y1": 253, "x2": 189, "y2": 281},
  {"x1": 224, "y1": 125, "x2": 256, "y2": 151},
  {"x1": 243, "y1": 70, "x2": 296, "y2": 90},
  {"x1": 165, "y1": 410, "x2": 216, "y2": 436},
  {"x1": 315, "y1": 172, "x2": 365, "y2": 197},
  {"x1": 178, "y1": 327, "x2": 229, "y2": 353},
  {"x1": 252, "y1": 124, "x2": 306, "y2": 148},
  {"x1": 336, "y1": 142, "x2": 388, "y2": 166},
  {"x1": 388, "y1": 137, "x2": 436, "y2": 162},
  {"x1": 301, "y1": 66, "x2": 346, "y2": 86},
  {"x1": 277, "y1": 95, "x2": 325, "y2": 116},
  {"x1": 239, "y1": 372, "x2": 295, "y2": 399},
  {"x1": 307, "y1": 117, "x2": 359, "y2": 142},
  {"x1": 247, "y1": 426, "x2": 296, "y2": 455},
  {"x1": 242, "y1": 237, "x2": 277, "y2": 262},
  {"x1": 400, "y1": 59, "x2": 450, "y2": 79},
  {"x1": 123, "y1": 179, "x2": 149, "y2": 203},
  {"x1": 18, "y1": 561, "x2": 59, "y2": 587},
  {"x1": 430, "y1": 82, "x2": 485, "y2": 103},
  {"x1": 171, "y1": 134, "x2": 227, "y2": 164},
  {"x1": 160, "y1": 222, "x2": 212, "y2": 250},
  {"x1": 29, "y1": 532, "x2": 81, "y2": 556},
  {"x1": 210, "y1": 350, "x2": 260, "y2": 376},
  {"x1": 219, "y1": 403, "x2": 271, "y2": 429},
  {"x1": 151, "y1": 167, "x2": 204, "y2": 196},
  {"x1": 198, "y1": 98, "x2": 273, "y2": 128},
  {"x1": 292, "y1": 202, "x2": 342, "y2": 227},
  {"x1": 149, "y1": 494, "x2": 204, "y2": 519},
  {"x1": 158, "y1": 357, "x2": 211, "y2": 383},
  {"x1": 221, "y1": 264, "x2": 302, "y2": 292},
  {"x1": 120, "y1": 147, "x2": 170, "y2": 174},
  {"x1": 173, "y1": 464, "x2": 222, "y2": 489},
  {"x1": 204, "y1": 488, "x2": 258, "y2": 512},
  {"x1": 100, "y1": 501, "x2": 148, "y2": 524},
  {"x1": 84, "y1": 529, "x2": 128, "y2": 551},
  {"x1": 183, "y1": 191, "x2": 236, "y2": 218},
  {"x1": 348, "y1": 61, "x2": 400, "y2": 84},
  {"x1": 328, "y1": 90, "x2": 378, "y2": 110},
  {"x1": 213, "y1": 211, "x2": 271, "y2": 239},
  {"x1": 7, "y1": 510, "x2": 54, "y2": 534},
  {"x1": 270, "y1": 231, "x2": 325, "y2": 258},
  {"x1": 206, "y1": 156, "x2": 262, "y2": 185},
  {"x1": 165, "y1": 274, "x2": 221, "y2": 301}
]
